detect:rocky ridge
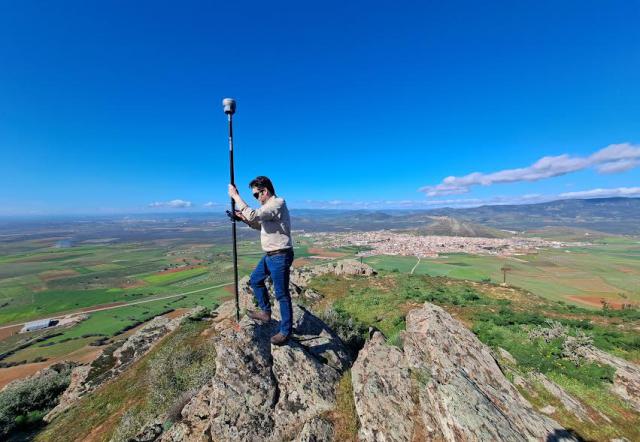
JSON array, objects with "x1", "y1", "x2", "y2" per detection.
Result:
[
  {"x1": 45, "y1": 310, "x2": 194, "y2": 422},
  {"x1": 40, "y1": 259, "x2": 640, "y2": 441},
  {"x1": 352, "y1": 304, "x2": 576, "y2": 441},
  {"x1": 164, "y1": 260, "x2": 579, "y2": 441},
  {"x1": 161, "y1": 299, "x2": 350, "y2": 441}
]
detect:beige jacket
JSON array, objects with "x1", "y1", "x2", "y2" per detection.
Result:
[{"x1": 237, "y1": 196, "x2": 293, "y2": 252}]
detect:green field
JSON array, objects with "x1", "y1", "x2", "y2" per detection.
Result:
[
  {"x1": 0, "y1": 233, "x2": 320, "y2": 374},
  {"x1": 0, "y1": 240, "x2": 268, "y2": 325},
  {"x1": 364, "y1": 237, "x2": 640, "y2": 307},
  {"x1": 3, "y1": 287, "x2": 228, "y2": 364}
]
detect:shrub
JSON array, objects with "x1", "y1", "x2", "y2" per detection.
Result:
[
  {"x1": 147, "y1": 327, "x2": 216, "y2": 418},
  {"x1": 0, "y1": 364, "x2": 73, "y2": 437}
]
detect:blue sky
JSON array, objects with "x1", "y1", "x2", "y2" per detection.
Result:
[{"x1": 1, "y1": 0, "x2": 639, "y2": 215}]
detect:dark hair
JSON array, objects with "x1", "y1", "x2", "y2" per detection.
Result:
[{"x1": 249, "y1": 176, "x2": 275, "y2": 196}]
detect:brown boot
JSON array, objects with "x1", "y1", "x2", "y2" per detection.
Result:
[
  {"x1": 270, "y1": 332, "x2": 289, "y2": 346},
  {"x1": 247, "y1": 310, "x2": 271, "y2": 322}
]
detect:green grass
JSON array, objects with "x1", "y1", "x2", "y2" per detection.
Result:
[
  {"x1": 2, "y1": 284, "x2": 227, "y2": 365},
  {"x1": 143, "y1": 267, "x2": 209, "y2": 285},
  {"x1": 5, "y1": 337, "x2": 97, "y2": 363},
  {"x1": 0, "y1": 288, "x2": 130, "y2": 324}
]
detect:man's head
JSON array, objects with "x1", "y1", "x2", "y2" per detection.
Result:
[{"x1": 249, "y1": 176, "x2": 275, "y2": 205}]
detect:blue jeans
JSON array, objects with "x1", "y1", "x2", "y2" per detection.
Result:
[{"x1": 249, "y1": 248, "x2": 294, "y2": 336}]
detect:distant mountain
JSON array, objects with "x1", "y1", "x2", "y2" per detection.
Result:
[
  {"x1": 417, "y1": 216, "x2": 509, "y2": 238},
  {"x1": 291, "y1": 198, "x2": 640, "y2": 236},
  {"x1": 428, "y1": 197, "x2": 640, "y2": 235}
]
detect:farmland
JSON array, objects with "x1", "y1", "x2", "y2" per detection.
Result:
[
  {"x1": 2, "y1": 212, "x2": 638, "y2": 394},
  {"x1": 364, "y1": 236, "x2": 640, "y2": 308},
  {"x1": 0, "y1": 211, "x2": 338, "y2": 389},
  {"x1": 0, "y1": 216, "x2": 293, "y2": 388}
]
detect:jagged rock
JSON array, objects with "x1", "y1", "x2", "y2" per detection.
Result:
[
  {"x1": 46, "y1": 311, "x2": 191, "y2": 422},
  {"x1": 238, "y1": 275, "x2": 352, "y2": 372},
  {"x1": 162, "y1": 300, "x2": 350, "y2": 442},
  {"x1": 575, "y1": 345, "x2": 640, "y2": 412},
  {"x1": 497, "y1": 347, "x2": 517, "y2": 365},
  {"x1": 290, "y1": 259, "x2": 376, "y2": 285},
  {"x1": 44, "y1": 365, "x2": 91, "y2": 422},
  {"x1": 112, "y1": 316, "x2": 179, "y2": 367},
  {"x1": 329, "y1": 259, "x2": 376, "y2": 276},
  {"x1": 294, "y1": 417, "x2": 334, "y2": 442},
  {"x1": 511, "y1": 373, "x2": 539, "y2": 398},
  {"x1": 303, "y1": 288, "x2": 322, "y2": 301},
  {"x1": 352, "y1": 302, "x2": 576, "y2": 442},
  {"x1": 352, "y1": 332, "x2": 427, "y2": 441},
  {"x1": 531, "y1": 372, "x2": 604, "y2": 423},
  {"x1": 540, "y1": 405, "x2": 557, "y2": 415},
  {"x1": 130, "y1": 420, "x2": 164, "y2": 442}
]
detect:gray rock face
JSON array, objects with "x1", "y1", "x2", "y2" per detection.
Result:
[
  {"x1": 293, "y1": 417, "x2": 334, "y2": 442},
  {"x1": 352, "y1": 332, "x2": 429, "y2": 441},
  {"x1": 161, "y1": 300, "x2": 350, "y2": 442},
  {"x1": 239, "y1": 272, "x2": 353, "y2": 373},
  {"x1": 352, "y1": 302, "x2": 576, "y2": 442},
  {"x1": 496, "y1": 347, "x2": 517, "y2": 365},
  {"x1": 290, "y1": 259, "x2": 376, "y2": 288},
  {"x1": 43, "y1": 364, "x2": 90, "y2": 422}
]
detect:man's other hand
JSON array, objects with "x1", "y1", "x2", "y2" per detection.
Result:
[
  {"x1": 228, "y1": 184, "x2": 239, "y2": 199},
  {"x1": 226, "y1": 210, "x2": 245, "y2": 221}
]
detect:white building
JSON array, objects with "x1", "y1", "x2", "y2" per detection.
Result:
[{"x1": 21, "y1": 318, "x2": 55, "y2": 333}]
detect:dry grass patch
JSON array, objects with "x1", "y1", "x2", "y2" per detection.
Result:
[{"x1": 327, "y1": 370, "x2": 358, "y2": 441}]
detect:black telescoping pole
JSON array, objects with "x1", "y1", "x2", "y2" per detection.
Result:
[{"x1": 223, "y1": 98, "x2": 240, "y2": 323}]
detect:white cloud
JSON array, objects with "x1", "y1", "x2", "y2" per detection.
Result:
[
  {"x1": 559, "y1": 187, "x2": 640, "y2": 199},
  {"x1": 203, "y1": 201, "x2": 222, "y2": 208},
  {"x1": 148, "y1": 199, "x2": 193, "y2": 208},
  {"x1": 419, "y1": 142, "x2": 640, "y2": 196},
  {"x1": 596, "y1": 159, "x2": 640, "y2": 174}
]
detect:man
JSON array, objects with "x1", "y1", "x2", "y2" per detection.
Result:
[{"x1": 227, "y1": 176, "x2": 294, "y2": 345}]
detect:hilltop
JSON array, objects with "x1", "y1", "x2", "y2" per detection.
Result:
[{"x1": 4, "y1": 259, "x2": 639, "y2": 441}]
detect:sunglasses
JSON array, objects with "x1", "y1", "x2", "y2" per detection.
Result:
[{"x1": 253, "y1": 189, "x2": 264, "y2": 199}]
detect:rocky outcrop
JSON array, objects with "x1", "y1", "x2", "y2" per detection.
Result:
[
  {"x1": 530, "y1": 372, "x2": 602, "y2": 423},
  {"x1": 352, "y1": 332, "x2": 428, "y2": 441},
  {"x1": 238, "y1": 259, "x2": 376, "y2": 307},
  {"x1": 575, "y1": 345, "x2": 640, "y2": 412},
  {"x1": 352, "y1": 303, "x2": 576, "y2": 442},
  {"x1": 290, "y1": 259, "x2": 377, "y2": 288},
  {"x1": 45, "y1": 312, "x2": 190, "y2": 422},
  {"x1": 161, "y1": 299, "x2": 351, "y2": 442},
  {"x1": 42, "y1": 364, "x2": 91, "y2": 422}
]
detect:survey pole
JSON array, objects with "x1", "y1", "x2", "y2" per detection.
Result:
[{"x1": 223, "y1": 98, "x2": 240, "y2": 323}]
